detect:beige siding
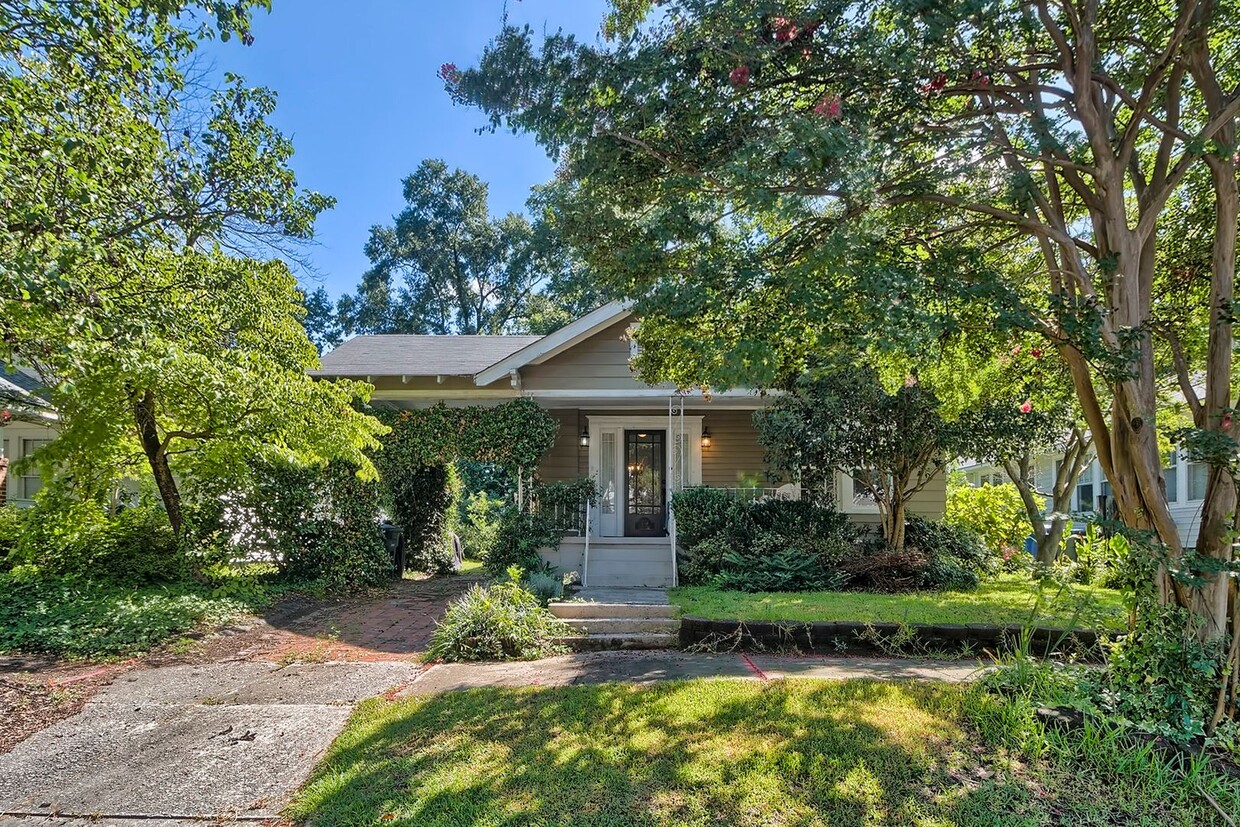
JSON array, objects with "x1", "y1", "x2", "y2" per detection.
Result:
[
  {"x1": 521, "y1": 318, "x2": 674, "y2": 392},
  {"x1": 535, "y1": 407, "x2": 772, "y2": 486},
  {"x1": 700, "y1": 409, "x2": 774, "y2": 487},
  {"x1": 538, "y1": 409, "x2": 588, "y2": 482}
]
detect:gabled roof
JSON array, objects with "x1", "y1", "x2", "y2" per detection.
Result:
[
  {"x1": 473, "y1": 301, "x2": 632, "y2": 386},
  {"x1": 312, "y1": 334, "x2": 543, "y2": 378}
]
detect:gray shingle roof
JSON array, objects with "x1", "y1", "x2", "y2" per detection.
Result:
[
  {"x1": 0, "y1": 361, "x2": 49, "y2": 406},
  {"x1": 312, "y1": 335, "x2": 544, "y2": 377}
]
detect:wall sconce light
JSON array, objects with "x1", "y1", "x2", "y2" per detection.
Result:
[
  {"x1": 579, "y1": 426, "x2": 590, "y2": 448},
  {"x1": 701, "y1": 426, "x2": 712, "y2": 449}
]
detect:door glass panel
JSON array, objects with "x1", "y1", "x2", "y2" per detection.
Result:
[{"x1": 625, "y1": 430, "x2": 665, "y2": 536}]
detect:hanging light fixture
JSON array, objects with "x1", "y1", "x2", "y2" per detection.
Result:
[
  {"x1": 701, "y1": 425, "x2": 712, "y2": 449},
  {"x1": 579, "y1": 425, "x2": 590, "y2": 448}
]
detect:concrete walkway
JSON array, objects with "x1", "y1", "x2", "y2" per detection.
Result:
[
  {"x1": 401, "y1": 650, "x2": 986, "y2": 696},
  {"x1": 0, "y1": 661, "x2": 421, "y2": 825}
]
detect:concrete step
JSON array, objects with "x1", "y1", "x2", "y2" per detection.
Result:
[
  {"x1": 549, "y1": 602, "x2": 679, "y2": 620},
  {"x1": 565, "y1": 618, "x2": 681, "y2": 635},
  {"x1": 558, "y1": 633, "x2": 679, "y2": 651}
]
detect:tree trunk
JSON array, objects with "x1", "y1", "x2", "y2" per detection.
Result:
[
  {"x1": 887, "y1": 497, "x2": 906, "y2": 553},
  {"x1": 131, "y1": 387, "x2": 184, "y2": 535}
]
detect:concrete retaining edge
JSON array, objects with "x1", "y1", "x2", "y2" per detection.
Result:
[{"x1": 679, "y1": 616, "x2": 1117, "y2": 658}]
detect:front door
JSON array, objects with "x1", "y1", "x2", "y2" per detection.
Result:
[{"x1": 624, "y1": 429, "x2": 666, "y2": 537}]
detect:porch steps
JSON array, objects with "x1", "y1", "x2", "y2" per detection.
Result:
[{"x1": 549, "y1": 600, "x2": 680, "y2": 651}]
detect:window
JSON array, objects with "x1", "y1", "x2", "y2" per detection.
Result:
[
  {"x1": 838, "y1": 469, "x2": 883, "y2": 513},
  {"x1": 20, "y1": 438, "x2": 50, "y2": 500},
  {"x1": 1188, "y1": 461, "x2": 1210, "y2": 501},
  {"x1": 1075, "y1": 466, "x2": 1095, "y2": 511}
]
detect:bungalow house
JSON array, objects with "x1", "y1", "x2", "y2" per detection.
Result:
[{"x1": 314, "y1": 302, "x2": 947, "y2": 587}]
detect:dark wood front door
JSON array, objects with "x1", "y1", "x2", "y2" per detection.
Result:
[{"x1": 624, "y1": 429, "x2": 666, "y2": 537}]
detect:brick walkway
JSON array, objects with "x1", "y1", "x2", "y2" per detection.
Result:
[{"x1": 237, "y1": 576, "x2": 480, "y2": 663}]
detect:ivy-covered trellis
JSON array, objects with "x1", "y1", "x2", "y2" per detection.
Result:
[{"x1": 372, "y1": 398, "x2": 560, "y2": 571}]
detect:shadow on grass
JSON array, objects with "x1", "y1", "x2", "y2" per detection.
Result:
[{"x1": 287, "y1": 679, "x2": 1052, "y2": 827}]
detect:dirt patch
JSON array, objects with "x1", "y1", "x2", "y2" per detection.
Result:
[{"x1": 0, "y1": 658, "x2": 131, "y2": 753}]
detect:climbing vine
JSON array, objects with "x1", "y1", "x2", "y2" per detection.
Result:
[
  {"x1": 373, "y1": 398, "x2": 559, "y2": 474},
  {"x1": 372, "y1": 399, "x2": 560, "y2": 572}
]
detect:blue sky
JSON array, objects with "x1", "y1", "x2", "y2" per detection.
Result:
[{"x1": 203, "y1": 1, "x2": 609, "y2": 297}]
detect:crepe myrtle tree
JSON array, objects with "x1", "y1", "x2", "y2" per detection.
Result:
[
  {"x1": 755, "y1": 366, "x2": 983, "y2": 553},
  {"x1": 452, "y1": 0, "x2": 1240, "y2": 714}
]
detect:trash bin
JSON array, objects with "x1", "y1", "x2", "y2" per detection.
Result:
[{"x1": 381, "y1": 522, "x2": 406, "y2": 579}]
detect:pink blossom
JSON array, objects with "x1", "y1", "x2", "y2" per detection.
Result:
[
  {"x1": 773, "y1": 16, "x2": 798, "y2": 42},
  {"x1": 438, "y1": 62, "x2": 461, "y2": 85},
  {"x1": 1223, "y1": 411, "x2": 1233, "y2": 430},
  {"x1": 729, "y1": 65, "x2": 751, "y2": 86},
  {"x1": 813, "y1": 94, "x2": 841, "y2": 118},
  {"x1": 1030, "y1": 347, "x2": 1043, "y2": 359},
  {"x1": 1011, "y1": 345, "x2": 1022, "y2": 356},
  {"x1": 0, "y1": 409, "x2": 9, "y2": 424},
  {"x1": 1019, "y1": 400, "x2": 1033, "y2": 414},
  {"x1": 921, "y1": 72, "x2": 948, "y2": 95}
]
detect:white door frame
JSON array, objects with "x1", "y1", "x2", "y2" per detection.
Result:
[{"x1": 586, "y1": 415, "x2": 703, "y2": 537}]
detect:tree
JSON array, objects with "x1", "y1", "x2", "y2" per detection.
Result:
[
  {"x1": 0, "y1": 2, "x2": 379, "y2": 537},
  {"x1": 14, "y1": 250, "x2": 386, "y2": 535},
  {"x1": 755, "y1": 366, "x2": 968, "y2": 552},
  {"x1": 455, "y1": 0, "x2": 1239, "y2": 720},
  {"x1": 319, "y1": 160, "x2": 599, "y2": 344}
]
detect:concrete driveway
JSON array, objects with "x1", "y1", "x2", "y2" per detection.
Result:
[{"x1": 0, "y1": 660, "x2": 421, "y2": 825}]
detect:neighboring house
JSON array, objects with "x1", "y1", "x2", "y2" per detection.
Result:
[
  {"x1": 958, "y1": 450, "x2": 1205, "y2": 546},
  {"x1": 0, "y1": 363, "x2": 58, "y2": 508},
  {"x1": 314, "y1": 302, "x2": 947, "y2": 587}
]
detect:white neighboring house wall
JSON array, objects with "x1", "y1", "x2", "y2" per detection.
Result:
[
  {"x1": 0, "y1": 419, "x2": 58, "y2": 508},
  {"x1": 957, "y1": 449, "x2": 1206, "y2": 546}
]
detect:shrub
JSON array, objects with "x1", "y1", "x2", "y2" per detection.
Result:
[
  {"x1": 945, "y1": 481, "x2": 1034, "y2": 559},
  {"x1": 714, "y1": 534, "x2": 850, "y2": 592},
  {"x1": 17, "y1": 499, "x2": 189, "y2": 585},
  {"x1": 484, "y1": 479, "x2": 597, "y2": 578},
  {"x1": 0, "y1": 505, "x2": 27, "y2": 569},
  {"x1": 424, "y1": 571, "x2": 572, "y2": 662},
  {"x1": 281, "y1": 463, "x2": 392, "y2": 592},
  {"x1": 905, "y1": 516, "x2": 995, "y2": 590},
  {"x1": 673, "y1": 492, "x2": 856, "y2": 590},
  {"x1": 671, "y1": 487, "x2": 744, "y2": 547},
  {"x1": 485, "y1": 508, "x2": 558, "y2": 577},
  {"x1": 525, "y1": 569, "x2": 564, "y2": 604},
  {"x1": 199, "y1": 459, "x2": 392, "y2": 593}
]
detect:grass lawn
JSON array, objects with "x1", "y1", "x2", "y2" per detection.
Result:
[
  {"x1": 671, "y1": 574, "x2": 1126, "y2": 630},
  {"x1": 287, "y1": 679, "x2": 1234, "y2": 826},
  {"x1": 456, "y1": 558, "x2": 485, "y2": 575}
]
